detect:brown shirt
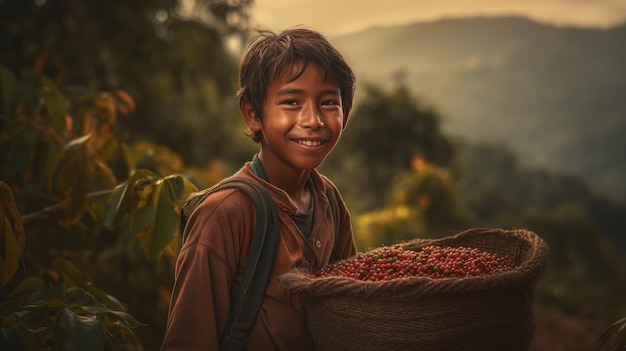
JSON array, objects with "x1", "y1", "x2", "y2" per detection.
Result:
[{"x1": 161, "y1": 163, "x2": 357, "y2": 351}]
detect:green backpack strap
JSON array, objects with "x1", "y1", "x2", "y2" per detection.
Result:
[
  {"x1": 219, "y1": 179, "x2": 279, "y2": 351},
  {"x1": 178, "y1": 156, "x2": 279, "y2": 351}
]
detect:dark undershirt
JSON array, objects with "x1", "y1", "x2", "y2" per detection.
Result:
[{"x1": 289, "y1": 186, "x2": 315, "y2": 238}]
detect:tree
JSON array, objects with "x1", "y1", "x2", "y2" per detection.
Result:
[
  {"x1": 453, "y1": 140, "x2": 626, "y2": 321},
  {"x1": 322, "y1": 75, "x2": 454, "y2": 213},
  {"x1": 0, "y1": 0, "x2": 255, "y2": 168},
  {"x1": 354, "y1": 154, "x2": 472, "y2": 250}
]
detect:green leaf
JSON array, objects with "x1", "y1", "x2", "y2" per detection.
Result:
[
  {"x1": 103, "y1": 182, "x2": 126, "y2": 229},
  {"x1": 7, "y1": 73, "x2": 66, "y2": 133},
  {"x1": 29, "y1": 285, "x2": 63, "y2": 303},
  {"x1": 104, "y1": 294, "x2": 125, "y2": 311},
  {"x1": 7, "y1": 277, "x2": 47, "y2": 300},
  {"x1": 147, "y1": 180, "x2": 177, "y2": 259},
  {"x1": 83, "y1": 284, "x2": 125, "y2": 311},
  {"x1": 55, "y1": 308, "x2": 104, "y2": 351},
  {"x1": 54, "y1": 259, "x2": 86, "y2": 287},
  {"x1": 9, "y1": 73, "x2": 41, "y2": 120},
  {"x1": 0, "y1": 65, "x2": 17, "y2": 118},
  {"x1": 130, "y1": 204, "x2": 156, "y2": 235},
  {"x1": 163, "y1": 174, "x2": 185, "y2": 199},
  {"x1": 30, "y1": 285, "x2": 63, "y2": 302},
  {"x1": 86, "y1": 309, "x2": 146, "y2": 329},
  {"x1": 44, "y1": 146, "x2": 68, "y2": 192},
  {"x1": 46, "y1": 298, "x2": 66, "y2": 309},
  {"x1": 63, "y1": 286, "x2": 99, "y2": 306},
  {"x1": 37, "y1": 75, "x2": 67, "y2": 133},
  {"x1": 105, "y1": 169, "x2": 159, "y2": 228},
  {"x1": 21, "y1": 304, "x2": 52, "y2": 329},
  {"x1": 181, "y1": 176, "x2": 200, "y2": 200},
  {"x1": 53, "y1": 136, "x2": 93, "y2": 225}
]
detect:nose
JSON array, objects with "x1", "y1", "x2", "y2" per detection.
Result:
[{"x1": 300, "y1": 103, "x2": 324, "y2": 128}]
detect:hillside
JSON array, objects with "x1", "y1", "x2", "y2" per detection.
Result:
[{"x1": 330, "y1": 16, "x2": 626, "y2": 204}]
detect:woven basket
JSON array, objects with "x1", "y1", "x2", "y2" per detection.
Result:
[{"x1": 281, "y1": 228, "x2": 549, "y2": 351}]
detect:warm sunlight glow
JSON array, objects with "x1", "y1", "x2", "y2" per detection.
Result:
[{"x1": 253, "y1": 0, "x2": 626, "y2": 36}]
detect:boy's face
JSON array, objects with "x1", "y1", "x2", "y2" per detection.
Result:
[{"x1": 243, "y1": 63, "x2": 344, "y2": 173}]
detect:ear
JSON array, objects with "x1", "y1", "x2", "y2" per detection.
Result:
[{"x1": 241, "y1": 98, "x2": 262, "y2": 133}]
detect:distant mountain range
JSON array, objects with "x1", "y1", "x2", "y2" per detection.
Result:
[{"x1": 330, "y1": 16, "x2": 626, "y2": 204}]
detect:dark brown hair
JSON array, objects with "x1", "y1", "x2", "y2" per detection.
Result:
[{"x1": 237, "y1": 27, "x2": 356, "y2": 142}]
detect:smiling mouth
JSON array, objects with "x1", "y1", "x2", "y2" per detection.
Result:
[{"x1": 296, "y1": 139, "x2": 325, "y2": 147}]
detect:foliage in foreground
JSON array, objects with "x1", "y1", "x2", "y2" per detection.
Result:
[{"x1": 0, "y1": 65, "x2": 205, "y2": 349}]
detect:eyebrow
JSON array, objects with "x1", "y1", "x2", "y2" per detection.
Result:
[{"x1": 276, "y1": 88, "x2": 341, "y2": 96}]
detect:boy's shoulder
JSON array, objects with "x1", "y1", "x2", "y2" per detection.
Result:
[
  {"x1": 179, "y1": 171, "x2": 270, "y2": 242},
  {"x1": 186, "y1": 171, "x2": 261, "y2": 213}
]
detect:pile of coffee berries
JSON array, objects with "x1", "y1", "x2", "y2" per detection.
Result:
[{"x1": 315, "y1": 245, "x2": 514, "y2": 281}]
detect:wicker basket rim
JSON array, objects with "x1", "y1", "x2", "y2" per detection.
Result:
[{"x1": 280, "y1": 228, "x2": 549, "y2": 298}]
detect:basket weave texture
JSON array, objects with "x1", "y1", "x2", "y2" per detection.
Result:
[{"x1": 280, "y1": 228, "x2": 550, "y2": 351}]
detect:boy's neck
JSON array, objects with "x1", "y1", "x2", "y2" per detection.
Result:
[{"x1": 257, "y1": 152, "x2": 312, "y2": 212}]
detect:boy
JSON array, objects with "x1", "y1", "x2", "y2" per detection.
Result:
[{"x1": 161, "y1": 27, "x2": 358, "y2": 350}]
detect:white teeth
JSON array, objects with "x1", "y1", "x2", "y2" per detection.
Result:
[{"x1": 297, "y1": 140, "x2": 323, "y2": 146}]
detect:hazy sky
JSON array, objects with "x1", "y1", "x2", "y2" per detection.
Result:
[{"x1": 252, "y1": 0, "x2": 626, "y2": 36}]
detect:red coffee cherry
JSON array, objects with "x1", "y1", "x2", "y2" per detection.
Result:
[{"x1": 315, "y1": 245, "x2": 514, "y2": 281}]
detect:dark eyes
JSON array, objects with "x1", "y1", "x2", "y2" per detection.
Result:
[
  {"x1": 281, "y1": 99, "x2": 339, "y2": 106},
  {"x1": 282, "y1": 100, "x2": 299, "y2": 106},
  {"x1": 322, "y1": 99, "x2": 340, "y2": 106}
]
